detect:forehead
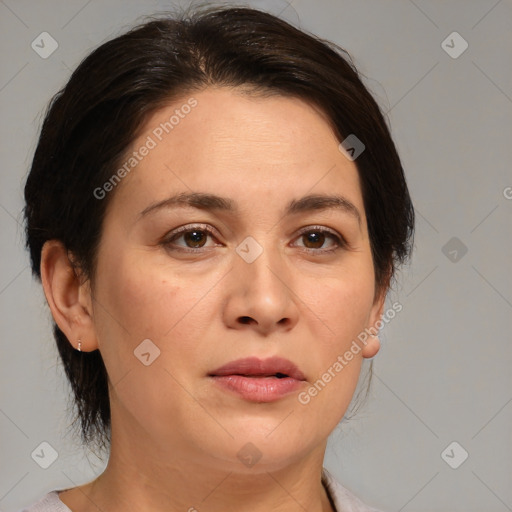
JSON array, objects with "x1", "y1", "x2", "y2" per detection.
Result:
[{"x1": 107, "y1": 87, "x2": 365, "y2": 223}]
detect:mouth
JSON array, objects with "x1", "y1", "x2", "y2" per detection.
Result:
[
  {"x1": 214, "y1": 372, "x2": 290, "y2": 378},
  {"x1": 208, "y1": 357, "x2": 306, "y2": 403},
  {"x1": 208, "y1": 356, "x2": 306, "y2": 381}
]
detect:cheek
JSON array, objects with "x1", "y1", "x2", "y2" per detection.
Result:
[
  {"x1": 91, "y1": 245, "x2": 223, "y2": 374},
  {"x1": 94, "y1": 256, "x2": 189, "y2": 345},
  {"x1": 90, "y1": 250, "x2": 211, "y2": 433},
  {"x1": 295, "y1": 282, "x2": 368, "y2": 431},
  {"x1": 294, "y1": 257, "x2": 375, "y2": 419},
  {"x1": 305, "y1": 254, "x2": 376, "y2": 345}
]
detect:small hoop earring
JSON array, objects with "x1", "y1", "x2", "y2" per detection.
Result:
[{"x1": 77, "y1": 340, "x2": 82, "y2": 352}]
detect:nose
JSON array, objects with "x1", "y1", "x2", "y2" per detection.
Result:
[{"x1": 223, "y1": 243, "x2": 299, "y2": 336}]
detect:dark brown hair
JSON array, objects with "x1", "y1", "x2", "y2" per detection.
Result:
[{"x1": 24, "y1": 4, "x2": 414, "y2": 453}]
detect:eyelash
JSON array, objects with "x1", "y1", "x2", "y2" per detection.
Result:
[{"x1": 162, "y1": 223, "x2": 347, "y2": 255}]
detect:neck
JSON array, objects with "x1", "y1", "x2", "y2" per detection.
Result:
[{"x1": 62, "y1": 416, "x2": 335, "y2": 512}]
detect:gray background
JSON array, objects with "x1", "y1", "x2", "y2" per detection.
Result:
[{"x1": 1, "y1": 0, "x2": 511, "y2": 510}]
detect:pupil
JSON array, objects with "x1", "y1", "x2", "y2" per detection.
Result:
[
  {"x1": 185, "y1": 230, "x2": 206, "y2": 247},
  {"x1": 305, "y1": 232, "x2": 324, "y2": 249}
]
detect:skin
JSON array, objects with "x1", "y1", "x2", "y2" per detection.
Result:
[{"x1": 41, "y1": 87, "x2": 386, "y2": 512}]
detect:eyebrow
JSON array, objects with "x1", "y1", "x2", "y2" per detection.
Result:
[{"x1": 138, "y1": 191, "x2": 362, "y2": 227}]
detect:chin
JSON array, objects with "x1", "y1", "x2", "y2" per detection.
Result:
[{"x1": 196, "y1": 425, "x2": 316, "y2": 474}]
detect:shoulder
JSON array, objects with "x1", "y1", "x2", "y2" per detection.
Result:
[
  {"x1": 322, "y1": 468, "x2": 386, "y2": 512},
  {"x1": 17, "y1": 491, "x2": 71, "y2": 512}
]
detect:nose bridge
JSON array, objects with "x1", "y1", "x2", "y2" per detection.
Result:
[
  {"x1": 235, "y1": 234, "x2": 287, "y2": 293},
  {"x1": 229, "y1": 233, "x2": 297, "y2": 331}
]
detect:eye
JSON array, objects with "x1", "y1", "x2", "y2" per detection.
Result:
[
  {"x1": 292, "y1": 226, "x2": 346, "y2": 254},
  {"x1": 162, "y1": 224, "x2": 220, "y2": 252},
  {"x1": 162, "y1": 224, "x2": 346, "y2": 255}
]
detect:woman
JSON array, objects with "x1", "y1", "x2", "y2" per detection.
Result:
[{"x1": 21, "y1": 5, "x2": 414, "y2": 511}]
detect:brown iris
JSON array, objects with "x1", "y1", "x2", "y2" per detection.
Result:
[
  {"x1": 302, "y1": 231, "x2": 326, "y2": 249},
  {"x1": 184, "y1": 230, "x2": 208, "y2": 248}
]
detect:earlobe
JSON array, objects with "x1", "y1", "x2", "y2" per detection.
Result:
[
  {"x1": 361, "y1": 334, "x2": 380, "y2": 358},
  {"x1": 361, "y1": 287, "x2": 387, "y2": 359},
  {"x1": 40, "y1": 240, "x2": 97, "y2": 351}
]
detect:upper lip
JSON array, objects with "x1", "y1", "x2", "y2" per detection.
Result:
[{"x1": 209, "y1": 356, "x2": 306, "y2": 381}]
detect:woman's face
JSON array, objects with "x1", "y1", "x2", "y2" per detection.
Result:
[{"x1": 84, "y1": 87, "x2": 384, "y2": 471}]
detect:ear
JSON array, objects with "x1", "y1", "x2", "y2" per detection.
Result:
[
  {"x1": 361, "y1": 284, "x2": 387, "y2": 359},
  {"x1": 40, "y1": 240, "x2": 98, "y2": 352}
]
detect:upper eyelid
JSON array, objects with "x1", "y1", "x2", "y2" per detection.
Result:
[
  {"x1": 167, "y1": 223, "x2": 341, "y2": 237},
  {"x1": 295, "y1": 224, "x2": 340, "y2": 237}
]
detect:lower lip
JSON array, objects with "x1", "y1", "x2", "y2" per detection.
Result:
[{"x1": 210, "y1": 375, "x2": 305, "y2": 402}]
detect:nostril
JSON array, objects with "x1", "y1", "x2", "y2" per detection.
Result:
[{"x1": 239, "y1": 316, "x2": 252, "y2": 324}]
